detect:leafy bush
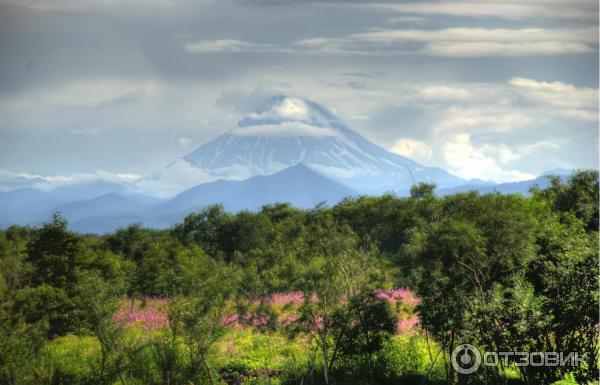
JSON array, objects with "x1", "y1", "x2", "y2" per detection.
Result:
[
  {"x1": 43, "y1": 335, "x2": 99, "y2": 385},
  {"x1": 550, "y1": 372, "x2": 579, "y2": 385},
  {"x1": 376, "y1": 335, "x2": 446, "y2": 384}
]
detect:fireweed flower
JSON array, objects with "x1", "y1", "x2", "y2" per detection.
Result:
[
  {"x1": 268, "y1": 292, "x2": 305, "y2": 304},
  {"x1": 112, "y1": 308, "x2": 169, "y2": 332},
  {"x1": 396, "y1": 316, "x2": 420, "y2": 334},
  {"x1": 373, "y1": 288, "x2": 421, "y2": 306}
]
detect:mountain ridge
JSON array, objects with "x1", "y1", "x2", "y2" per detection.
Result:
[{"x1": 153, "y1": 163, "x2": 356, "y2": 218}]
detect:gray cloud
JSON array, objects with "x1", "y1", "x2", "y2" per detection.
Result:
[
  {"x1": 360, "y1": 1, "x2": 599, "y2": 22},
  {"x1": 294, "y1": 26, "x2": 598, "y2": 57},
  {"x1": 0, "y1": 0, "x2": 597, "y2": 182},
  {"x1": 185, "y1": 39, "x2": 284, "y2": 53}
]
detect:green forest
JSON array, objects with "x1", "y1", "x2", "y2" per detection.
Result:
[{"x1": 0, "y1": 171, "x2": 597, "y2": 385}]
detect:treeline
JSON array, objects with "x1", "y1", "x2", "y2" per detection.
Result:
[{"x1": 0, "y1": 171, "x2": 597, "y2": 385}]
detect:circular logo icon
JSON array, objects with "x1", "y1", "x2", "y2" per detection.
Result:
[{"x1": 451, "y1": 344, "x2": 481, "y2": 374}]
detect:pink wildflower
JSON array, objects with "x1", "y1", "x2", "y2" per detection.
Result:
[
  {"x1": 112, "y1": 308, "x2": 169, "y2": 332},
  {"x1": 373, "y1": 288, "x2": 421, "y2": 306},
  {"x1": 268, "y1": 292, "x2": 305, "y2": 304},
  {"x1": 396, "y1": 316, "x2": 420, "y2": 334},
  {"x1": 277, "y1": 315, "x2": 299, "y2": 325},
  {"x1": 221, "y1": 314, "x2": 239, "y2": 325}
]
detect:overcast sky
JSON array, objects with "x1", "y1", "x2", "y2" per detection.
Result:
[{"x1": 0, "y1": 0, "x2": 598, "y2": 185}]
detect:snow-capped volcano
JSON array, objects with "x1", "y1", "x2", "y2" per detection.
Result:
[{"x1": 140, "y1": 96, "x2": 465, "y2": 196}]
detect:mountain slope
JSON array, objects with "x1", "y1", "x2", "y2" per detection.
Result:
[
  {"x1": 143, "y1": 96, "x2": 465, "y2": 196},
  {"x1": 155, "y1": 163, "x2": 356, "y2": 218},
  {"x1": 0, "y1": 186, "x2": 160, "y2": 230},
  {"x1": 0, "y1": 188, "x2": 52, "y2": 208},
  {"x1": 57, "y1": 193, "x2": 146, "y2": 223},
  {"x1": 0, "y1": 188, "x2": 59, "y2": 227},
  {"x1": 47, "y1": 181, "x2": 128, "y2": 202}
]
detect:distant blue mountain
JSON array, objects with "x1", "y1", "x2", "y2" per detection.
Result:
[
  {"x1": 47, "y1": 181, "x2": 128, "y2": 202},
  {"x1": 540, "y1": 168, "x2": 573, "y2": 176},
  {"x1": 0, "y1": 188, "x2": 63, "y2": 227},
  {"x1": 436, "y1": 172, "x2": 571, "y2": 196},
  {"x1": 0, "y1": 188, "x2": 52, "y2": 207},
  {"x1": 57, "y1": 193, "x2": 146, "y2": 222},
  {"x1": 152, "y1": 163, "x2": 355, "y2": 222},
  {"x1": 58, "y1": 193, "x2": 153, "y2": 233},
  {"x1": 0, "y1": 184, "x2": 160, "y2": 230},
  {"x1": 38, "y1": 164, "x2": 356, "y2": 232}
]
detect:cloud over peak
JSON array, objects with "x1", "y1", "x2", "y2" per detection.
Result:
[
  {"x1": 248, "y1": 97, "x2": 311, "y2": 121},
  {"x1": 231, "y1": 121, "x2": 341, "y2": 138}
]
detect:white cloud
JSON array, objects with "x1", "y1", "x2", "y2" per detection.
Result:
[
  {"x1": 293, "y1": 38, "x2": 385, "y2": 56},
  {"x1": 351, "y1": 27, "x2": 598, "y2": 44},
  {"x1": 185, "y1": 39, "x2": 279, "y2": 53},
  {"x1": 249, "y1": 97, "x2": 311, "y2": 121},
  {"x1": 231, "y1": 121, "x2": 341, "y2": 138},
  {"x1": 509, "y1": 77, "x2": 598, "y2": 120},
  {"x1": 420, "y1": 78, "x2": 598, "y2": 135},
  {"x1": 361, "y1": 1, "x2": 598, "y2": 22},
  {"x1": 0, "y1": 169, "x2": 142, "y2": 192},
  {"x1": 462, "y1": 140, "x2": 560, "y2": 167},
  {"x1": 417, "y1": 85, "x2": 473, "y2": 101},
  {"x1": 135, "y1": 159, "x2": 217, "y2": 198},
  {"x1": 392, "y1": 78, "x2": 597, "y2": 181},
  {"x1": 423, "y1": 41, "x2": 593, "y2": 57},
  {"x1": 293, "y1": 26, "x2": 597, "y2": 57},
  {"x1": 350, "y1": 27, "x2": 597, "y2": 57},
  {"x1": 436, "y1": 105, "x2": 534, "y2": 133},
  {"x1": 389, "y1": 138, "x2": 433, "y2": 162},
  {"x1": 135, "y1": 160, "x2": 275, "y2": 198},
  {"x1": 443, "y1": 134, "x2": 535, "y2": 182},
  {"x1": 561, "y1": 109, "x2": 598, "y2": 121},
  {"x1": 185, "y1": 28, "x2": 597, "y2": 58}
]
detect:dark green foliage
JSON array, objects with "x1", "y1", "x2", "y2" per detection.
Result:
[
  {"x1": 410, "y1": 183, "x2": 437, "y2": 199},
  {"x1": 0, "y1": 170, "x2": 596, "y2": 385},
  {"x1": 13, "y1": 284, "x2": 75, "y2": 337},
  {"x1": 26, "y1": 213, "x2": 83, "y2": 290},
  {"x1": 0, "y1": 305, "x2": 46, "y2": 385},
  {"x1": 411, "y1": 172, "x2": 598, "y2": 385},
  {"x1": 534, "y1": 170, "x2": 599, "y2": 232},
  {"x1": 333, "y1": 294, "x2": 396, "y2": 380},
  {"x1": 172, "y1": 204, "x2": 232, "y2": 257}
]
